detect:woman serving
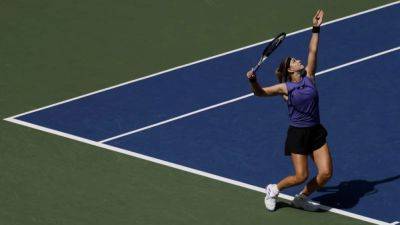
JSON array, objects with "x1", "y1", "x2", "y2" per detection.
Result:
[{"x1": 246, "y1": 9, "x2": 333, "y2": 211}]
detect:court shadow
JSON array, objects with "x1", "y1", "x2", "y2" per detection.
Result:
[
  {"x1": 275, "y1": 200, "x2": 327, "y2": 212},
  {"x1": 312, "y1": 174, "x2": 400, "y2": 209}
]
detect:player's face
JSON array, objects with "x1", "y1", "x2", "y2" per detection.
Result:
[{"x1": 289, "y1": 58, "x2": 305, "y2": 72}]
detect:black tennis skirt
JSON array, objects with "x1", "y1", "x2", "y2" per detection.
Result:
[{"x1": 285, "y1": 124, "x2": 328, "y2": 156}]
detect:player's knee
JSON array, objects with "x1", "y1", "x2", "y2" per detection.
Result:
[
  {"x1": 319, "y1": 169, "x2": 332, "y2": 181},
  {"x1": 294, "y1": 172, "x2": 308, "y2": 184}
]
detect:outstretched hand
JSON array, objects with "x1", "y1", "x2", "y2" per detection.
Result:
[{"x1": 313, "y1": 9, "x2": 324, "y2": 27}]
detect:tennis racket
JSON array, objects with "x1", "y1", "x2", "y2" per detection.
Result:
[{"x1": 251, "y1": 32, "x2": 286, "y2": 72}]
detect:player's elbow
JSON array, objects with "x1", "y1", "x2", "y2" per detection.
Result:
[
  {"x1": 253, "y1": 90, "x2": 268, "y2": 97},
  {"x1": 253, "y1": 90, "x2": 263, "y2": 97}
]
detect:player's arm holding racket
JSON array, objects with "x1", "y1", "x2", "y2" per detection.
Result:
[
  {"x1": 247, "y1": 32, "x2": 287, "y2": 97},
  {"x1": 247, "y1": 71, "x2": 287, "y2": 97},
  {"x1": 306, "y1": 9, "x2": 324, "y2": 80}
]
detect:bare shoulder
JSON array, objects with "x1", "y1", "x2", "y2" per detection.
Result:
[
  {"x1": 305, "y1": 68, "x2": 316, "y2": 84},
  {"x1": 306, "y1": 74, "x2": 315, "y2": 83}
]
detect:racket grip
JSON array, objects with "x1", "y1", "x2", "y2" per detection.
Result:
[{"x1": 252, "y1": 65, "x2": 260, "y2": 73}]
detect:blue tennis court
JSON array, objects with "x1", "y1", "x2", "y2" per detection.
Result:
[{"x1": 8, "y1": 3, "x2": 400, "y2": 224}]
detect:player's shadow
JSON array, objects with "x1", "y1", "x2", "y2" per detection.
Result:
[
  {"x1": 312, "y1": 174, "x2": 400, "y2": 209},
  {"x1": 275, "y1": 200, "x2": 326, "y2": 212}
]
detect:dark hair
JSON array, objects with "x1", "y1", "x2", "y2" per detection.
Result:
[{"x1": 275, "y1": 57, "x2": 292, "y2": 83}]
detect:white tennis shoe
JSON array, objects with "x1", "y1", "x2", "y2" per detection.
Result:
[
  {"x1": 292, "y1": 194, "x2": 319, "y2": 211},
  {"x1": 264, "y1": 184, "x2": 279, "y2": 211}
]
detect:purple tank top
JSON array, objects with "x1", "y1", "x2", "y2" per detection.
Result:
[{"x1": 285, "y1": 75, "x2": 320, "y2": 127}]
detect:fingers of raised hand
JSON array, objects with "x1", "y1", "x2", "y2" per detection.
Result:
[
  {"x1": 314, "y1": 9, "x2": 321, "y2": 18},
  {"x1": 317, "y1": 10, "x2": 324, "y2": 20},
  {"x1": 313, "y1": 9, "x2": 324, "y2": 26}
]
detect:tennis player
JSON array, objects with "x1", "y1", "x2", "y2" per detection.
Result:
[{"x1": 246, "y1": 9, "x2": 332, "y2": 211}]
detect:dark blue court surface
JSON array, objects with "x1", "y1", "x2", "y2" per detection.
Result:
[{"x1": 14, "y1": 4, "x2": 400, "y2": 223}]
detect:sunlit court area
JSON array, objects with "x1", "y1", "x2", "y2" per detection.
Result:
[{"x1": 1, "y1": 1, "x2": 399, "y2": 224}]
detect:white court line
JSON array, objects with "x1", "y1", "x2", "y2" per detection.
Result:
[
  {"x1": 4, "y1": 1, "x2": 400, "y2": 120},
  {"x1": 3, "y1": 117, "x2": 396, "y2": 225},
  {"x1": 99, "y1": 46, "x2": 400, "y2": 143},
  {"x1": 100, "y1": 93, "x2": 253, "y2": 142}
]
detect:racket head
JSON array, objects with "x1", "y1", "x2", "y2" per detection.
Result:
[{"x1": 262, "y1": 32, "x2": 286, "y2": 57}]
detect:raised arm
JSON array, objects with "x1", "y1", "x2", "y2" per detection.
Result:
[
  {"x1": 246, "y1": 70, "x2": 288, "y2": 97},
  {"x1": 306, "y1": 9, "x2": 324, "y2": 79}
]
